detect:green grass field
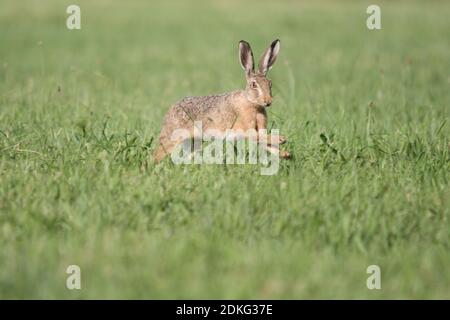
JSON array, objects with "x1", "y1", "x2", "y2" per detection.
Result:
[{"x1": 1, "y1": 0, "x2": 449, "y2": 299}]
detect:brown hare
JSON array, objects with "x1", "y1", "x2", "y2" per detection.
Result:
[{"x1": 155, "y1": 39, "x2": 290, "y2": 163}]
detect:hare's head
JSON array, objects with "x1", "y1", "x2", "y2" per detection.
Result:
[{"x1": 239, "y1": 39, "x2": 280, "y2": 107}]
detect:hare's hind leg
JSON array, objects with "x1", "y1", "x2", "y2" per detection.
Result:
[
  {"x1": 154, "y1": 134, "x2": 197, "y2": 163},
  {"x1": 154, "y1": 144, "x2": 170, "y2": 163},
  {"x1": 154, "y1": 137, "x2": 185, "y2": 163}
]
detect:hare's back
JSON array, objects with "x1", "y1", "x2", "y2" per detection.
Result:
[{"x1": 171, "y1": 93, "x2": 235, "y2": 121}]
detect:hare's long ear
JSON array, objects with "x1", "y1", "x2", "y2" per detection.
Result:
[
  {"x1": 239, "y1": 40, "x2": 254, "y2": 77},
  {"x1": 258, "y1": 39, "x2": 280, "y2": 75}
]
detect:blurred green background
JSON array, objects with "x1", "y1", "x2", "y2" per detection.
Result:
[{"x1": 0, "y1": 0, "x2": 449, "y2": 298}]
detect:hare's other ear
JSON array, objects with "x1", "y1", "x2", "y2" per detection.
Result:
[
  {"x1": 258, "y1": 39, "x2": 280, "y2": 75},
  {"x1": 239, "y1": 40, "x2": 254, "y2": 77}
]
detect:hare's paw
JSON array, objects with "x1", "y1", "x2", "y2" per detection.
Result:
[
  {"x1": 280, "y1": 150, "x2": 291, "y2": 159},
  {"x1": 268, "y1": 135, "x2": 287, "y2": 145},
  {"x1": 278, "y1": 135, "x2": 287, "y2": 145}
]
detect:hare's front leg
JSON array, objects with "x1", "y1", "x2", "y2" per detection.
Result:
[
  {"x1": 255, "y1": 112, "x2": 290, "y2": 159},
  {"x1": 264, "y1": 145, "x2": 291, "y2": 159},
  {"x1": 255, "y1": 112, "x2": 287, "y2": 145},
  {"x1": 258, "y1": 134, "x2": 287, "y2": 145}
]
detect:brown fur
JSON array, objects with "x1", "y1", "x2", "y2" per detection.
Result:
[{"x1": 155, "y1": 40, "x2": 289, "y2": 162}]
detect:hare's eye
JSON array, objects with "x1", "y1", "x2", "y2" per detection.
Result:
[{"x1": 251, "y1": 81, "x2": 258, "y2": 89}]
